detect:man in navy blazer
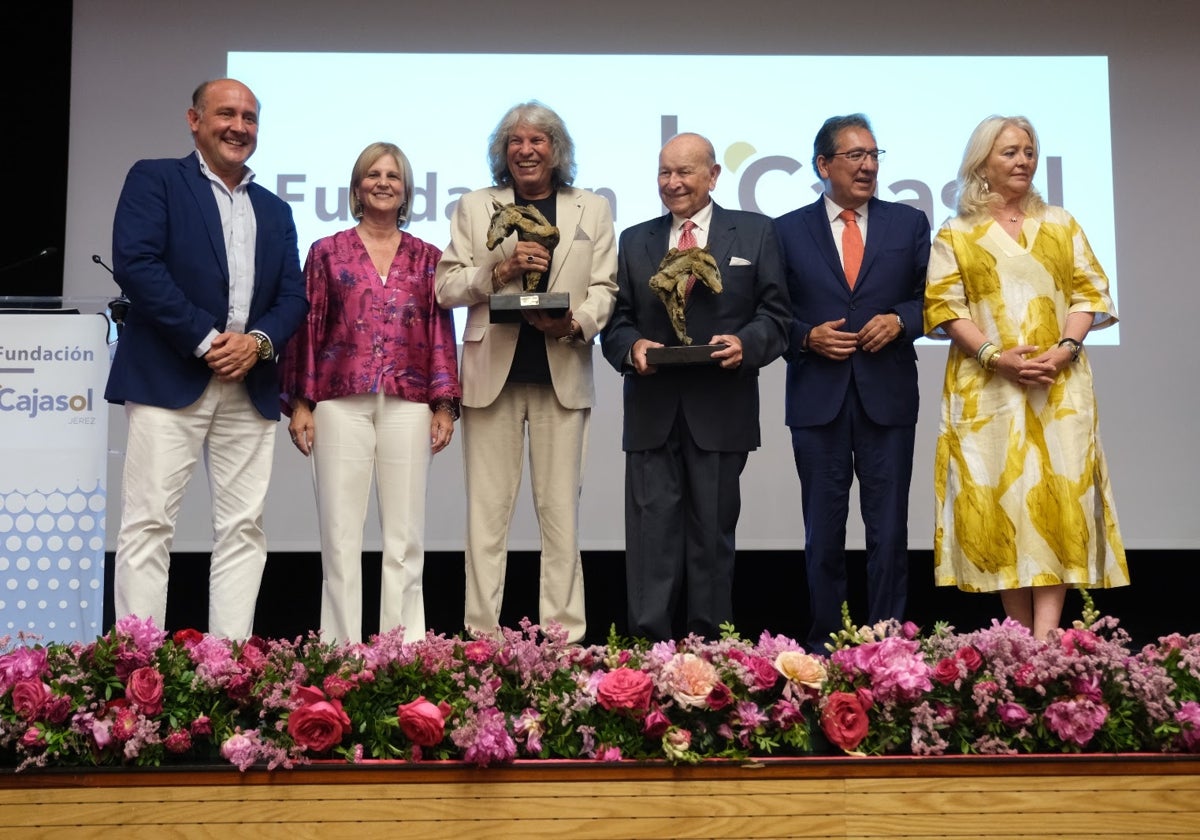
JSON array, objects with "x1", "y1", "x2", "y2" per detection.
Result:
[
  {"x1": 105, "y1": 78, "x2": 307, "y2": 638},
  {"x1": 602, "y1": 133, "x2": 789, "y2": 641},
  {"x1": 775, "y1": 114, "x2": 929, "y2": 649}
]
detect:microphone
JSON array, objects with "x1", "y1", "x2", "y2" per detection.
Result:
[
  {"x1": 0, "y1": 246, "x2": 60, "y2": 275},
  {"x1": 93, "y1": 253, "x2": 129, "y2": 325}
]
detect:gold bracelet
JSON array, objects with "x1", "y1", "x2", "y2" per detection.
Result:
[
  {"x1": 983, "y1": 346, "x2": 1001, "y2": 372},
  {"x1": 975, "y1": 341, "x2": 995, "y2": 367}
]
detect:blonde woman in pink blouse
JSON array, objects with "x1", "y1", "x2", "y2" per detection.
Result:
[{"x1": 280, "y1": 141, "x2": 461, "y2": 644}]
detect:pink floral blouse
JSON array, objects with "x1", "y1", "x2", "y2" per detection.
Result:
[{"x1": 280, "y1": 228, "x2": 460, "y2": 414}]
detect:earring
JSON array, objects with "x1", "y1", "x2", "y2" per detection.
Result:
[{"x1": 982, "y1": 177, "x2": 990, "y2": 193}]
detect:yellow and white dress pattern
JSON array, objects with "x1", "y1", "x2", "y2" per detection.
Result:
[{"x1": 923, "y1": 206, "x2": 1129, "y2": 593}]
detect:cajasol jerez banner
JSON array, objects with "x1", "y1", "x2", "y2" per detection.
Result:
[{"x1": 0, "y1": 313, "x2": 109, "y2": 643}]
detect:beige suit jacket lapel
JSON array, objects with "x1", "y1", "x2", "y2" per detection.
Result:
[{"x1": 548, "y1": 189, "x2": 582, "y2": 289}]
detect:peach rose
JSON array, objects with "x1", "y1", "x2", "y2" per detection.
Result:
[
  {"x1": 665, "y1": 653, "x2": 718, "y2": 709},
  {"x1": 774, "y1": 651, "x2": 827, "y2": 689}
]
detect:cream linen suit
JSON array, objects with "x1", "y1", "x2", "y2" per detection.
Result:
[{"x1": 435, "y1": 186, "x2": 617, "y2": 642}]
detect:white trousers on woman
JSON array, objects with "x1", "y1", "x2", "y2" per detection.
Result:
[
  {"x1": 312, "y1": 393, "x2": 431, "y2": 644},
  {"x1": 114, "y1": 378, "x2": 274, "y2": 639},
  {"x1": 461, "y1": 382, "x2": 589, "y2": 643}
]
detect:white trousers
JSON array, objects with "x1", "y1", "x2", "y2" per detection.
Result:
[
  {"x1": 312, "y1": 393, "x2": 431, "y2": 644},
  {"x1": 114, "y1": 379, "x2": 274, "y2": 639},
  {"x1": 461, "y1": 382, "x2": 589, "y2": 643}
]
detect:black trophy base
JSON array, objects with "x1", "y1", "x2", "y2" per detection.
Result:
[
  {"x1": 489, "y1": 292, "x2": 569, "y2": 323},
  {"x1": 645, "y1": 343, "x2": 728, "y2": 366}
]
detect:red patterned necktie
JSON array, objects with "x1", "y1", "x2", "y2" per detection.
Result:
[
  {"x1": 679, "y1": 219, "x2": 698, "y2": 298},
  {"x1": 839, "y1": 208, "x2": 863, "y2": 288}
]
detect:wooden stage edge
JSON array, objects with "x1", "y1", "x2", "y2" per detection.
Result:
[{"x1": 3, "y1": 755, "x2": 1200, "y2": 839}]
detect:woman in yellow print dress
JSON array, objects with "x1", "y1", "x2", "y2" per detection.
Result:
[{"x1": 923, "y1": 115, "x2": 1129, "y2": 640}]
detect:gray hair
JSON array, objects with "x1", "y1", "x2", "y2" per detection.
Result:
[
  {"x1": 955, "y1": 115, "x2": 1046, "y2": 219},
  {"x1": 812, "y1": 114, "x2": 873, "y2": 174},
  {"x1": 487, "y1": 101, "x2": 576, "y2": 188},
  {"x1": 349, "y1": 141, "x2": 416, "y2": 229}
]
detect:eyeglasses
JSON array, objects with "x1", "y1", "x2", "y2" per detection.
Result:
[{"x1": 826, "y1": 149, "x2": 886, "y2": 163}]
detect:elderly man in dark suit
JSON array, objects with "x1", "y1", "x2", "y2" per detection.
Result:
[
  {"x1": 774, "y1": 114, "x2": 930, "y2": 649},
  {"x1": 106, "y1": 78, "x2": 308, "y2": 638},
  {"x1": 602, "y1": 132, "x2": 789, "y2": 642}
]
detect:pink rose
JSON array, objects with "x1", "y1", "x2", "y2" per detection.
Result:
[
  {"x1": 9, "y1": 678, "x2": 51, "y2": 721},
  {"x1": 997, "y1": 702, "x2": 1032, "y2": 728},
  {"x1": 932, "y1": 657, "x2": 960, "y2": 686},
  {"x1": 126, "y1": 666, "x2": 165, "y2": 715},
  {"x1": 737, "y1": 654, "x2": 781, "y2": 691},
  {"x1": 706, "y1": 681, "x2": 734, "y2": 711},
  {"x1": 42, "y1": 694, "x2": 72, "y2": 725},
  {"x1": 642, "y1": 707, "x2": 671, "y2": 738},
  {"x1": 954, "y1": 645, "x2": 983, "y2": 673},
  {"x1": 190, "y1": 715, "x2": 213, "y2": 737},
  {"x1": 821, "y1": 691, "x2": 871, "y2": 753},
  {"x1": 20, "y1": 726, "x2": 46, "y2": 751},
  {"x1": 287, "y1": 688, "x2": 351, "y2": 753},
  {"x1": 226, "y1": 673, "x2": 254, "y2": 700},
  {"x1": 397, "y1": 696, "x2": 449, "y2": 747},
  {"x1": 596, "y1": 667, "x2": 654, "y2": 713},
  {"x1": 237, "y1": 640, "x2": 267, "y2": 672}
]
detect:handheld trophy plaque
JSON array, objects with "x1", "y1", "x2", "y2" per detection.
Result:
[
  {"x1": 644, "y1": 246, "x2": 726, "y2": 365},
  {"x1": 486, "y1": 200, "x2": 567, "y2": 323}
]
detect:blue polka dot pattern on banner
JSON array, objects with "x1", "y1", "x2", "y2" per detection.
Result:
[{"x1": 0, "y1": 483, "x2": 106, "y2": 641}]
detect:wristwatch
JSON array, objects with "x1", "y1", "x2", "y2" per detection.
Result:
[{"x1": 251, "y1": 331, "x2": 273, "y2": 362}]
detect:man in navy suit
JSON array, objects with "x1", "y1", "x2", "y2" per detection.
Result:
[
  {"x1": 774, "y1": 114, "x2": 930, "y2": 649},
  {"x1": 602, "y1": 133, "x2": 789, "y2": 641},
  {"x1": 105, "y1": 78, "x2": 307, "y2": 638}
]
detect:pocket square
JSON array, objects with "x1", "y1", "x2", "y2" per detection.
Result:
[
  {"x1": 574, "y1": 226, "x2": 592, "y2": 241},
  {"x1": 729, "y1": 256, "x2": 752, "y2": 266}
]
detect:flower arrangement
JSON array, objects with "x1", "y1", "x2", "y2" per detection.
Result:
[
  {"x1": 3, "y1": 602, "x2": 1199, "y2": 771},
  {"x1": 816, "y1": 596, "x2": 1200, "y2": 756}
]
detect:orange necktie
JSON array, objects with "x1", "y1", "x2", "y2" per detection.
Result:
[{"x1": 839, "y1": 208, "x2": 863, "y2": 288}]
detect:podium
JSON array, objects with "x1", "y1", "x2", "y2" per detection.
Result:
[{"x1": 0, "y1": 297, "x2": 117, "y2": 642}]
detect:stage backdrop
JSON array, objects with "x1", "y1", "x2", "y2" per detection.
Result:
[{"x1": 0, "y1": 311, "x2": 110, "y2": 642}]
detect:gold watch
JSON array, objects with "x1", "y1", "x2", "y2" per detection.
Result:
[{"x1": 252, "y1": 332, "x2": 273, "y2": 361}]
